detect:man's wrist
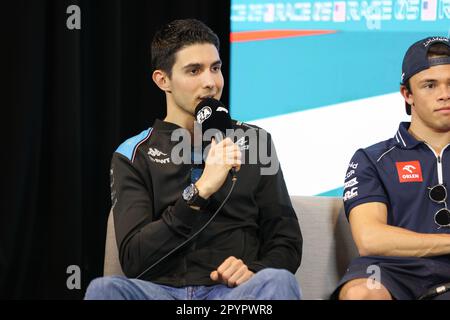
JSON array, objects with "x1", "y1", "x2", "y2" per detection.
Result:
[
  {"x1": 182, "y1": 183, "x2": 210, "y2": 210},
  {"x1": 195, "y1": 180, "x2": 213, "y2": 199}
]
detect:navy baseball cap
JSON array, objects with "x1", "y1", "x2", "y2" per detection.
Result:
[{"x1": 401, "y1": 36, "x2": 450, "y2": 115}]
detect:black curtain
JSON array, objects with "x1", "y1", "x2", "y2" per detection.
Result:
[{"x1": 3, "y1": 0, "x2": 230, "y2": 299}]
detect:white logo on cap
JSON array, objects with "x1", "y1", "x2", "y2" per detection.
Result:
[{"x1": 423, "y1": 37, "x2": 449, "y2": 47}]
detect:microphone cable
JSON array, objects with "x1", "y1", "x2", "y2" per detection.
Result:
[
  {"x1": 417, "y1": 282, "x2": 450, "y2": 300},
  {"x1": 136, "y1": 175, "x2": 237, "y2": 280}
]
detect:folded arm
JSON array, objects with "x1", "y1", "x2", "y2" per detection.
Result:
[{"x1": 349, "y1": 202, "x2": 450, "y2": 257}]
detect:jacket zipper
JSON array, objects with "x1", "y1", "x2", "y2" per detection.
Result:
[{"x1": 424, "y1": 143, "x2": 449, "y2": 185}]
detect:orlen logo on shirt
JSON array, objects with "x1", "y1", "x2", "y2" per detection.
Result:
[{"x1": 395, "y1": 161, "x2": 423, "y2": 183}]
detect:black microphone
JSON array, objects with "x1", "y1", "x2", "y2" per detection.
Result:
[
  {"x1": 194, "y1": 98, "x2": 237, "y2": 181},
  {"x1": 195, "y1": 98, "x2": 232, "y2": 138}
]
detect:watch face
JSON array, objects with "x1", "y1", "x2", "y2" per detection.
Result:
[{"x1": 182, "y1": 184, "x2": 195, "y2": 202}]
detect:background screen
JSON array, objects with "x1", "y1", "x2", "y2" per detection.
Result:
[{"x1": 230, "y1": 0, "x2": 450, "y2": 196}]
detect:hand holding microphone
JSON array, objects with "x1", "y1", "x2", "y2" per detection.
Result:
[{"x1": 194, "y1": 98, "x2": 241, "y2": 199}]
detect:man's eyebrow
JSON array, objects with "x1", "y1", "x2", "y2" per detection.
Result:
[
  {"x1": 182, "y1": 60, "x2": 222, "y2": 70},
  {"x1": 182, "y1": 63, "x2": 202, "y2": 70},
  {"x1": 418, "y1": 79, "x2": 437, "y2": 84}
]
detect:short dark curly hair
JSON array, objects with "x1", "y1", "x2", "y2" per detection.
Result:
[{"x1": 151, "y1": 19, "x2": 220, "y2": 77}]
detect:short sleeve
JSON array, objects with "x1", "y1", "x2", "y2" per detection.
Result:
[{"x1": 342, "y1": 149, "x2": 388, "y2": 219}]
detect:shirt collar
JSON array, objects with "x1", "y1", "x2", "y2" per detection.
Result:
[
  {"x1": 394, "y1": 122, "x2": 422, "y2": 149},
  {"x1": 152, "y1": 119, "x2": 184, "y2": 132}
]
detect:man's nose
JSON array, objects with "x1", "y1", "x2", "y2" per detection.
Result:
[
  {"x1": 438, "y1": 83, "x2": 450, "y2": 101},
  {"x1": 201, "y1": 70, "x2": 215, "y2": 89}
]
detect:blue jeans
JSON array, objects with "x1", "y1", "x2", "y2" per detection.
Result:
[{"x1": 84, "y1": 268, "x2": 301, "y2": 300}]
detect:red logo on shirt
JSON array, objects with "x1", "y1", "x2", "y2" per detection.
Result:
[{"x1": 396, "y1": 161, "x2": 423, "y2": 183}]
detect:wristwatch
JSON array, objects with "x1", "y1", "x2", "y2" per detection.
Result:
[{"x1": 182, "y1": 183, "x2": 209, "y2": 209}]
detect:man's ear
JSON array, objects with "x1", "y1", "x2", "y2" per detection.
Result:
[
  {"x1": 400, "y1": 85, "x2": 414, "y2": 106},
  {"x1": 152, "y1": 70, "x2": 171, "y2": 93}
]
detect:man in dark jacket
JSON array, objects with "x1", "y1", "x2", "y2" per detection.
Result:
[{"x1": 85, "y1": 19, "x2": 302, "y2": 300}]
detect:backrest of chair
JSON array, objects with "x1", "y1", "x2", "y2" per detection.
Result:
[
  {"x1": 103, "y1": 210, "x2": 124, "y2": 276},
  {"x1": 291, "y1": 195, "x2": 358, "y2": 299}
]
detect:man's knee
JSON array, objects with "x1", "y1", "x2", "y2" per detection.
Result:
[
  {"x1": 84, "y1": 276, "x2": 127, "y2": 299},
  {"x1": 255, "y1": 268, "x2": 301, "y2": 298},
  {"x1": 339, "y1": 279, "x2": 391, "y2": 300},
  {"x1": 257, "y1": 268, "x2": 296, "y2": 285}
]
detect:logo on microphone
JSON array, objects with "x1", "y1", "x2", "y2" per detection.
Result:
[
  {"x1": 216, "y1": 106, "x2": 228, "y2": 113},
  {"x1": 196, "y1": 106, "x2": 212, "y2": 124}
]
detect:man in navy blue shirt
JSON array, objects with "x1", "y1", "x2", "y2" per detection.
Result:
[{"x1": 335, "y1": 37, "x2": 450, "y2": 300}]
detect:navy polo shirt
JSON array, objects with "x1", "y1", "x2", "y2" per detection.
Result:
[{"x1": 343, "y1": 122, "x2": 450, "y2": 235}]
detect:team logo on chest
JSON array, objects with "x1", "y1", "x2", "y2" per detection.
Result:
[
  {"x1": 148, "y1": 147, "x2": 170, "y2": 164},
  {"x1": 395, "y1": 161, "x2": 423, "y2": 183}
]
